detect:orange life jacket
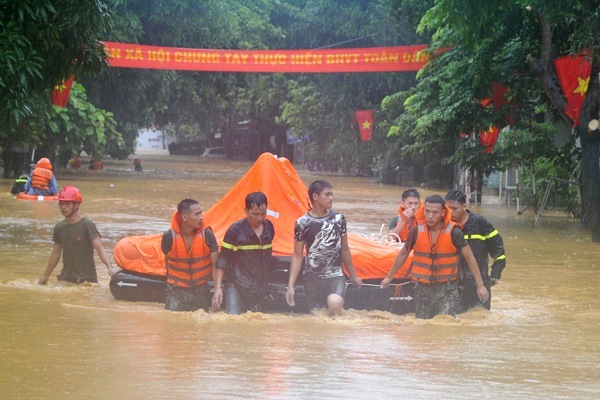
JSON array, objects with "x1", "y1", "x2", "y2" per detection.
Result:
[
  {"x1": 30, "y1": 168, "x2": 53, "y2": 190},
  {"x1": 396, "y1": 200, "x2": 422, "y2": 241},
  {"x1": 165, "y1": 227, "x2": 212, "y2": 288},
  {"x1": 410, "y1": 213, "x2": 459, "y2": 284}
]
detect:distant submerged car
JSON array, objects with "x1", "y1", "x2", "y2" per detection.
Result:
[
  {"x1": 200, "y1": 146, "x2": 225, "y2": 158},
  {"x1": 167, "y1": 141, "x2": 225, "y2": 158}
]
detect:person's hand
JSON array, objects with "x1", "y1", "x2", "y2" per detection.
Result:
[
  {"x1": 285, "y1": 286, "x2": 295, "y2": 307},
  {"x1": 211, "y1": 287, "x2": 223, "y2": 310},
  {"x1": 350, "y1": 276, "x2": 362, "y2": 288},
  {"x1": 37, "y1": 276, "x2": 49, "y2": 285},
  {"x1": 107, "y1": 265, "x2": 120, "y2": 277},
  {"x1": 477, "y1": 285, "x2": 489, "y2": 303},
  {"x1": 400, "y1": 208, "x2": 414, "y2": 222},
  {"x1": 381, "y1": 277, "x2": 392, "y2": 289}
]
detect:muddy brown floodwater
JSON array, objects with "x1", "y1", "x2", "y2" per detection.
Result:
[{"x1": 1, "y1": 151, "x2": 599, "y2": 399}]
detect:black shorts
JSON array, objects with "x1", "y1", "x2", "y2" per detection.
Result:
[{"x1": 303, "y1": 275, "x2": 346, "y2": 311}]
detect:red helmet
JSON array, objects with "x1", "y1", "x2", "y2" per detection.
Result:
[
  {"x1": 36, "y1": 157, "x2": 53, "y2": 170},
  {"x1": 58, "y1": 186, "x2": 83, "y2": 203}
]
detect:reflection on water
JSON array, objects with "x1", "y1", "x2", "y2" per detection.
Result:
[{"x1": 1, "y1": 152, "x2": 599, "y2": 399}]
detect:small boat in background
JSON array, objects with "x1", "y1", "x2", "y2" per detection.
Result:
[{"x1": 16, "y1": 192, "x2": 58, "y2": 201}]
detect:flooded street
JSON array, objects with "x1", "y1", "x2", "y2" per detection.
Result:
[{"x1": 1, "y1": 152, "x2": 599, "y2": 399}]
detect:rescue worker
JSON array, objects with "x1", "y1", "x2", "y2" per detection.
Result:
[
  {"x1": 445, "y1": 190, "x2": 506, "y2": 312},
  {"x1": 381, "y1": 194, "x2": 489, "y2": 319},
  {"x1": 213, "y1": 192, "x2": 274, "y2": 314},
  {"x1": 160, "y1": 199, "x2": 219, "y2": 312},
  {"x1": 387, "y1": 188, "x2": 421, "y2": 242},
  {"x1": 38, "y1": 186, "x2": 119, "y2": 285},
  {"x1": 133, "y1": 157, "x2": 143, "y2": 172},
  {"x1": 24, "y1": 157, "x2": 59, "y2": 196},
  {"x1": 11, "y1": 173, "x2": 29, "y2": 195}
]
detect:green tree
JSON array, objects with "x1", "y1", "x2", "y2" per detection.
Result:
[
  {"x1": 385, "y1": 0, "x2": 600, "y2": 241},
  {"x1": 0, "y1": 0, "x2": 111, "y2": 176}
]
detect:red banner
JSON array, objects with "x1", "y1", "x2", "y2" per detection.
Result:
[
  {"x1": 50, "y1": 75, "x2": 75, "y2": 107},
  {"x1": 103, "y1": 41, "x2": 428, "y2": 73},
  {"x1": 356, "y1": 110, "x2": 375, "y2": 141},
  {"x1": 554, "y1": 53, "x2": 591, "y2": 127}
]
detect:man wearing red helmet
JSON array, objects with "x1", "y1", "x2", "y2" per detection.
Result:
[
  {"x1": 24, "y1": 157, "x2": 59, "y2": 196},
  {"x1": 38, "y1": 186, "x2": 119, "y2": 285}
]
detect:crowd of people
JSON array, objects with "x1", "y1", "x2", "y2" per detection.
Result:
[{"x1": 26, "y1": 158, "x2": 505, "y2": 319}]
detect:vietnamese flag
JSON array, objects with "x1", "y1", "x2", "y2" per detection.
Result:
[
  {"x1": 50, "y1": 75, "x2": 75, "y2": 107},
  {"x1": 480, "y1": 125, "x2": 500, "y2": 154},
  {"x1": 355, "y1": 110, "x2": 374, "y2": 141},
  {"x1": 554, "y1": 54, "x2": 591, "y2": 127}
]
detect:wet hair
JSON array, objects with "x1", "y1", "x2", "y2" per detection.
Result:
[
  {"x1": 445, "y1": 190, "x2": 467, "y2": 205},
  {"x1": 308, "y1": 180, "x2": 333, "y2": 203},
  {"x1": 245, "y1": 191, "x2": 268, "y2": 210},
  {"x1": 424, "y1": 194, "x2": 445, "y2": 208},
  {"x1": 177, "y1": 199, "x2": 200, "y2": 215},
  {"x1": 402, "y1": 189, "x2": 420, "y2": 200}
]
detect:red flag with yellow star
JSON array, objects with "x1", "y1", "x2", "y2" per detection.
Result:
[
  {"x1": 355, "y1": 110, "x2": 374, "y2": 141},
  {"x1": 480, "y1": 125, "x2": 500, "y2": 154},
  {"x1": 50, "y1": 75, "x2": 75, "y2": 107},
  {"x1": 554, "y1": 54, "x2": 591, "y2": 127}
]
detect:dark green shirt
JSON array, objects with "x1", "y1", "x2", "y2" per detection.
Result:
[{"x1": 53, "y1": 217, "x2": 100, "y2": 280}]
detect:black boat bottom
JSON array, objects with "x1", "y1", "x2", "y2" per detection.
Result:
[{"x1": 110, "y1": 270, "x2": 415, "y2": 315}]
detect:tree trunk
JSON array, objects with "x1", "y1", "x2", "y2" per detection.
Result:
[{"x1": 579, "y1": 64, "x2": 600, "y2": 242}]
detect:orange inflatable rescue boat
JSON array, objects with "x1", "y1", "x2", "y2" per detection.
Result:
[
  {"x1": 111, "y1": 153, "x2": 415, "y2": 313},
  {"x1": 16, "y1": 192, "x2": 58, "y2": 201}
]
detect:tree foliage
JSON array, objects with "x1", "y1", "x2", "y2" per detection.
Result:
[
  {"x1": 0, "y1": 0, "x2": 113, "y2": 176},
  {"x1": 0, "y1": 0, "x2": 110, "y2": 126},
  {"x1": 384, "y1": 0, "x2": 600, "y2": 240}
]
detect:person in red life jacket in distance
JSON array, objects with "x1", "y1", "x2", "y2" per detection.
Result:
[
  {"x1": 381, "y1": 195, "x2": 489, "y2": 319},
  {"x1": 285, "y1": 180, "x2": 362, "y2": 317},
  {"x1": 445, "y1": 190, "x2": 506, "y2": 313},
  {"x1": 24, "y1": 157, "x2": 59, "y2": 196},
  {"x1": 213, "y1": 192, "x2": 275, "y2": 314},
  {"x1": 161, "y1": 199, "x2": 219, "y2": 312},
  {"x1": 387, "y1": 188, "x2": 421, "y2": 242},
  {"x1": 68, "y1": 154, "x2": 82, "y2": 169},
  {"x1": 37, "y1": 186, "x2": 119, "y2": 285},
  {"x1": 133, "y1": 157, "x2": 143, "y2": 172}
]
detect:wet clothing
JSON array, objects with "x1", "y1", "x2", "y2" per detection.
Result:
[
  {"x1": 456, "y1": 210, "x2": 506, "y2": 312},
  {"x1": 303, "y1": 275, "x2": 346, "y2": 311},
  {"x1": 53, "y1": 217, "x2": 101, "y2": 282},
  {"x1": 294, "y1": 211, "x2": 346, "y2": 279},
  {"x1": 294, "y1": 210, "x2": 348, "y2": 311},
  {"x1": 403, "y1": 221, "x2": 468, "y2": 319},
  {"x1": 415, "y1": 280, "x2": 461, "y2": 319},
  {"x1": 160, "y1": 211, "x2": 218, "y2": 312},
  {"x1": 165, "y1": 283, "x2": 211, "y2": 312},
  {"x1": 458, "y1": 279, "x2": 492, "y2": 312},
  {"x1": 11, "y1": 174, "x2": 28, "y2": 195},
  {"x1": 25, "y1": 168, "x2": 58, "y2": 196},
  {"x1": 218, "y1": 218, "x2": 274, "y2": 314},
  {"x1": 223, "y1": 284, "x2": 263, "y2": 314}
]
